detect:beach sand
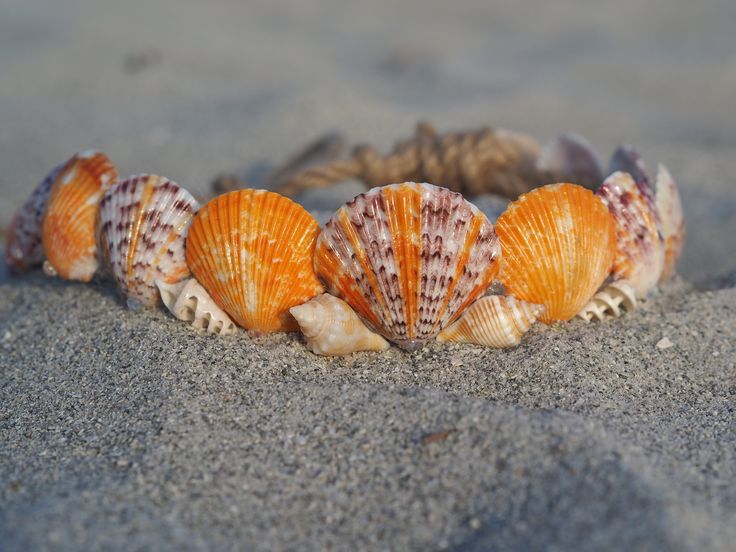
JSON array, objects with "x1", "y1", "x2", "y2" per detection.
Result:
[{"x1": 1, "y1": 0, "x2": 735, "y2": 550}]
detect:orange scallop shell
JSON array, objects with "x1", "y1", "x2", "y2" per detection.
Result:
[
  {"x1": 496, "y1": 183, "x2": 616, "y2": 323},
  {"x1": 185, "y1": 189, "x2": 324, "y2": 333},
  {"x1": 41, "y1": 150, "x2": 118, "y2": 281}
]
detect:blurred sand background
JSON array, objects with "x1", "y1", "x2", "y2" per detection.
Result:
[{"x1": 1, "y1": 0, "x2": 735, "y2": 550}]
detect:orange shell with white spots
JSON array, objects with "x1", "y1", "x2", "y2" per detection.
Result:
[
  {"x1": 185, "y1": 189, "x2": 324, "y2": 333},
  {"x1": 314, "y1": 182, "x2": 502, "y2": 349},
  {"x1": 41, "y1": 150, "x2": 118, "y2": 281},
  {"x1": 496, "y1": 183, "x2": 616, "y2": 323}
]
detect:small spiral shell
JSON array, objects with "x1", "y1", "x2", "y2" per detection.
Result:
[
  {"x1": 156, "y1": 278, "x2": 237, "y2": 335},
  {"x1": 290, "y1": 294, "x2": 389, "y2": 356},
  {"x1": 575, "y1": 280, "x2": 637, "y2": 322},
  {"x1": 437, "y1": 295, "x2": 544, "y2": 348}
]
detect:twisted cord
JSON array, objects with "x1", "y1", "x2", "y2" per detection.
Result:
[{"x1": 276, "y1": 121, "x2": 546, "y2": 199}]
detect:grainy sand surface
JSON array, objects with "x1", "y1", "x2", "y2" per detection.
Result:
[{"x1": 1, "y1": 0, "x2": 735, "y2": 550}]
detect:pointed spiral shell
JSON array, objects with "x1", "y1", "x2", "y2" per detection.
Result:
[
  {"x1": 290, "y1": 293, "x2": 390, "y2": 356},
  {"x1": 437, "y1": 295, "x2": 544, "y2": 348}
]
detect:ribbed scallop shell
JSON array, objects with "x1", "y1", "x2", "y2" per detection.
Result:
[
  {"x1": 655, "y1": 165, "x2": 685, "y2": 281},
  {"x1": 290, "y1": 293, "x2": 390, "y2": 356},
  {"x1": 185, "y1": 189, "x2": 324, "y2": 333},
  {"x1": 314, "y1": 182, "x2": 501, "y2": 349},
  {"x1": 597, "y1": 171, "x2": 664, "y2": 298},
  {"x1": 5, "y1": 163, "x2": 62, "y2": 272},
  {"x1": 41, "y1": 150, "x2": 118, "y2": 281},
  {"x1": 437, "y1": 295, "x2": 544, "y2": 348},
  {"x1": 99, "y1": 174, "x2": 198, "y2": 308},
  {"x1": 156, "y1": 278, "x2": 237, "y2": 335},
  {"x1": 496, "y1": 183, "x2": 616, "y2": 323}
]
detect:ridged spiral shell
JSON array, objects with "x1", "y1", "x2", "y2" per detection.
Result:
[
  {"x1": 156, "y1": 278, "x2": 237, "y2": 335},
  {"x1": 290, "y1": 293, "x2": 390, "y2": 356},
  {"x1": 314, "y1": 182, "x2": 501, "y2": 349},
  {"x1": 437, "y1": 295, "x2": 544, "y2": 348}
]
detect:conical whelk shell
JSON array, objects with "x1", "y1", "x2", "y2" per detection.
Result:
[
  {"x1": 290, "y1": 293, "x2": 390, "y2": 356},
  {"x1": 597, "y1": 171, "x2": 664, "y2": 298},
  {"x1": 314, "y1": 182, "x2": 501, "y2": 350},
  {"x1": 156, "y1": 278, "x2": 237, "y2": 335},
  {"x1": 655, "y1": 165, "x2": 685, "y2": 281},
  {"x1": 576, "y1": 280, "x2": 637, "y2": 322},
  {"x1": 496, "y1": 183, "x2": 616, "y2": 323},
  {"x1": 437, "y1": 295, "x2": 544, "y2": 348},
  {"x1": 99, "y1": 174, "x2": 198, "y2": 308},
  {"x1": 186, "y1": 189, "x2": 324, "y2": 333},
  {"x1": 5, "y1": 163, "x2": 63, "y2": 273},
  {"x1": 41, "y1": 150, "x2": 118, "y2": 281}
]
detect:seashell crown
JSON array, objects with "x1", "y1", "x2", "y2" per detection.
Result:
[{"x1": 4, "y1": 130, "x2": 685, "y2": 356}]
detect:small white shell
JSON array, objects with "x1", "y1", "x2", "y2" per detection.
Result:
[
  {"x1": 575, "y1": 281, "x2": 637, "y2": 322},
  {"x1": 437, "y1": 295, "x2": 544, "y2": 348},
  {"x1": 290, "y1": 293, "x2": 390, "y2": 356},
  {"x1": 156, "y1": 278, "x2": 237, "y2": 335}
]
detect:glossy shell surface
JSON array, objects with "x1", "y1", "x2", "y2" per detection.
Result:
[
  {"x1": 41, "y1": 150, "x2": 118, "y2": 281},
  {"x1": 314, "y1": 182, "x2": 501, "y2": 349},
  {"x1": 186, "y1": 189, "x2": 324, "y2": 333},
  {"x1": 99, "y1": 174, "x2": 198, "y2": 308},
  {"x1": 496, "y1": 183, "x2": 616, "y2": 323}
]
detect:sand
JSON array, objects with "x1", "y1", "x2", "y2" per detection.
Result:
[{"x1": 1, "y1": 0, "x2": 735, "y2": 550}]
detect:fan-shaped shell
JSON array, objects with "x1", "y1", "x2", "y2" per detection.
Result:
[
  {"x1": 99, "y1": 174, "x2": 199, "y2": 308},
  {"x1": 314, "y1": 182, "x2": 501, "y2": 349},
  {"x1": 185, "y1": 189, "x2": 324, "y2": 333},
  {"x1": 437, "y1": 295, "x2": 544, "y2": 348},
  {"x1": 5, "y1": 163, "x2": 62, "y2": 273},
  {"x1": 655, "y1": 165, "x2": 685, "y2": 281},
  {"x1": 290, "y1": 293, "x2": 390, "y2": 356},
  {"x1": 156, "y1": 278, "x2": 237, "y2": 335},
  {"x1": 496, "y1": 183, "x2": 616, "y2": 323},
  {"x1": 41, "y1": 150, "x2": 118, "y2": 281},
  {"x1": 596, "y1": 171, "x2": 664, "y2": 298}
]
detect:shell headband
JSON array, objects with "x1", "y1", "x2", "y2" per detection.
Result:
[{"x1": 4, "y1": 125, "x2": 684, "y2": 356}]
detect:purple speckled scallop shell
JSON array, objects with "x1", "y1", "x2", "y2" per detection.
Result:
[{"x1": 99, "y1": 174, "x2": 199, "y2": 308}]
